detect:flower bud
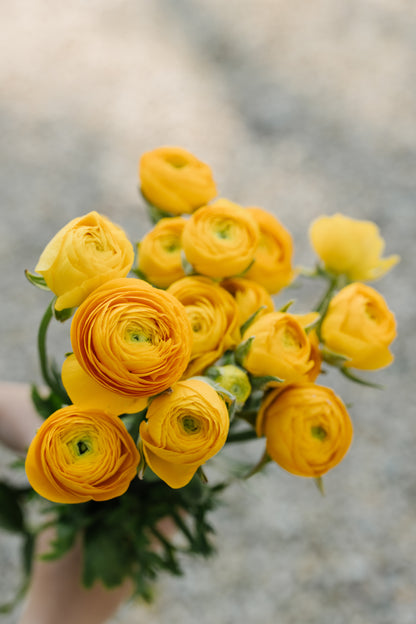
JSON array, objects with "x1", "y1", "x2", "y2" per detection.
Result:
[
  {"x1": 309, "y1": 213, "x2": 399, "y2": 281},
  {"x1": 139, "y1": 146, "x2": 217, "y2": 215},
  {"x1": 208, "y1": 365, "x2": 251, "y2": 405}
]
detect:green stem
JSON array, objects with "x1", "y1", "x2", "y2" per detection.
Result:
[
  {"x1": 226, "y1": 429, "x2": 258, "y2": 443},
  {"x1": 313, "y1": 274, "x2": 340, "y2": 340},
  {"x1": 38, "y1": 300, "x2": 55, "y2": 388},
  {"x1": 38, "y1": 299, "x2": 69, "y2": 402}
]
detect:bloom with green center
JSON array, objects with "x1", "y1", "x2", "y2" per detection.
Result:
[
  {"x1": 25, "y1": 406, "x2": 141, "y2": 503},
  {"x1": 256, "y1": 383, "x2": 353, "y2": 477},
  {"x1": 139, "y1": 378, "x2": 230, "y2": 488},
  {"x1": 181, "y1": 199, "x2": 259, "y2": 279}
]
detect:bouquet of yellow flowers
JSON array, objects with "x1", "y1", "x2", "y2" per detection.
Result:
[{"x1": 1, "y1": 146, "x2": 399, "y2": 606}]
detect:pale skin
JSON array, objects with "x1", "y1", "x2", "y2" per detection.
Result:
[{"x1": 0, "y1": 382, "x2": 168, "y2": 624}]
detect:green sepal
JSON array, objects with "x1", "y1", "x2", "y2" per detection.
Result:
[
  {"x1": 234, "y1": 257, "x2": 256, "y2": 278},
  {"x1": 53, "y1": 305, "x2": 75, "y2": 322},
  {"x1": 249, "y1": 374, "x2": 284, "y2": 391},
  {"x1": 240, "y1": 305, "x2": 267, "y2": 335},
  {"x1": 234, "y1": 336, "x2": 254, "y2": 366},
  {"x1": 314, "y1": 476, "x2": 325, "y2": 496},
  {"x1": 139, "y1": 188, "x2": 174, "y2": 224},
  {"x1": 279, "y1": 299, "x2": 295, "y2": 313},
  {"x1": 321, "y1": 347, "x2": 350, "y2": 368},
  {"x1": 340, "y1": 367, "x2": 384, "y2": 390},
  {"x1": 137, "y1": 439, "x2": 148, "y2": 480},
  {"x1": 24, "y1": 269, "x2": 49, "y2": 291},
  {"x1": 196, "y1": 466, "x2": 209, "y2": 484},
  {"x1": 131, "y1": 266, "x2": 149, "y2": 281}
]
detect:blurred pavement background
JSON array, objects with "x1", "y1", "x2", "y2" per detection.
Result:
[{"x1": 0, "y1": 1, "x2": 415, "y2": 623}]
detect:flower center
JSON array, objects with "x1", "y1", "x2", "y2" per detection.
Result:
[
  {"x1": 162, "y1": 237, "x2": 180, "y2": 253},
  {"x1": 214, "y1": 222, "x2": 233, "y2": 240},
  {"x1": 365, "y1": 302, "x2": 382, "y2": 323},
  {"x1": 76, "y1": 440, "x2": 90, "y2": 455},
  {"x1": 311, "y1": 425, "x2": 327, "y2": 441},
  {"x1": 180, "y1": 416, "x2": 201, "y2": 434},
  {"x1": 165, "y1": 154, "x2": 188, "y2": 168},
  {"x1": 282, "y1": 328, "x2": 302, "y2": 349}
]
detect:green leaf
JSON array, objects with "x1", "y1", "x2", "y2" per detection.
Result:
[
  {"x1": 0, "y1": 482, "x2": 25, "y2": 533},
  {"x1": 131, "y1": 266, "x2": 148, "y2": 281},
  {"x1": 31, "y1": 385, "x2": 63, "y2": 419},
  {"x1": 82, "y1": 523, "x2": 133, "y2": 588},
  {"x1": 40, "y1": 520, "x2": 79, "y2": 561},
  {"x1": 24, "y1": 269, "x2": 49, "y2": 290}
]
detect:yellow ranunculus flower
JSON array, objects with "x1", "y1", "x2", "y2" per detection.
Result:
[
  {"x1": 221, "y1": 277, "x2": 274, "y2": 326},
  {"x1": 137, "y1": 217, "x2": 186, "y2": 288},
  {"x1": 139, "y1": 146, "x2": 217, "y2": 215},
  {"x1": 139, "y1": 378, "x2": 229, "y2": 488},
  {"x1": 244, "y1": 207, "x2": 295, "y2": 294},
  {"x1": 309, "y1": 213, "x2": 400, "y2": 281},
  {"x1": 62, "y1": 354, "x2": 148, "y2": 415},
  {"x1": 181, "y1": 199, "x2": 259, "y2": 278},
  {"x1": 25, "y1": 406, "x2": 140, "y2": 503},
  {"x1": 241, "y1": 311, "x2": 320, "y2": 384},
  {"x1": 256, "y1": 383, "x2": 353, "y2": 477},
  {"x1": 167, "y1": 276, "x2": 241, "y2": 377},
  {"x1": 35, "y1": 211, "x2": 134, "y2": 311},
  {"x1": 70, "y1": 277, "x2": 193, "y2": 398},
  {"x1": 320, "y1": 282, "x2": 397, "y2": 370}
]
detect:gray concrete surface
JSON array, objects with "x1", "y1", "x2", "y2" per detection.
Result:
[{"x1": 0, "y1": 1, "x2": 415, "y2": 623}]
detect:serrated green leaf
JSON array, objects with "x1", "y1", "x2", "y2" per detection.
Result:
[
  {"x1": 0, "y1": 482, "x2": 25, "y2": 533},
  {"x1": 82, "y1": 523, "x2": 133, "y2": 588},
  {"x1": 31, "y1": 384, "x2": 64, "y2": 419},
  {"x1": 40, "y1": 520, "x2": 79, "y2": 561}
]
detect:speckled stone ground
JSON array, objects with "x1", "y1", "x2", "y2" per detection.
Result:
[{"x1": 1, "y1": 2, "x2": 415, "y2": 623}]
